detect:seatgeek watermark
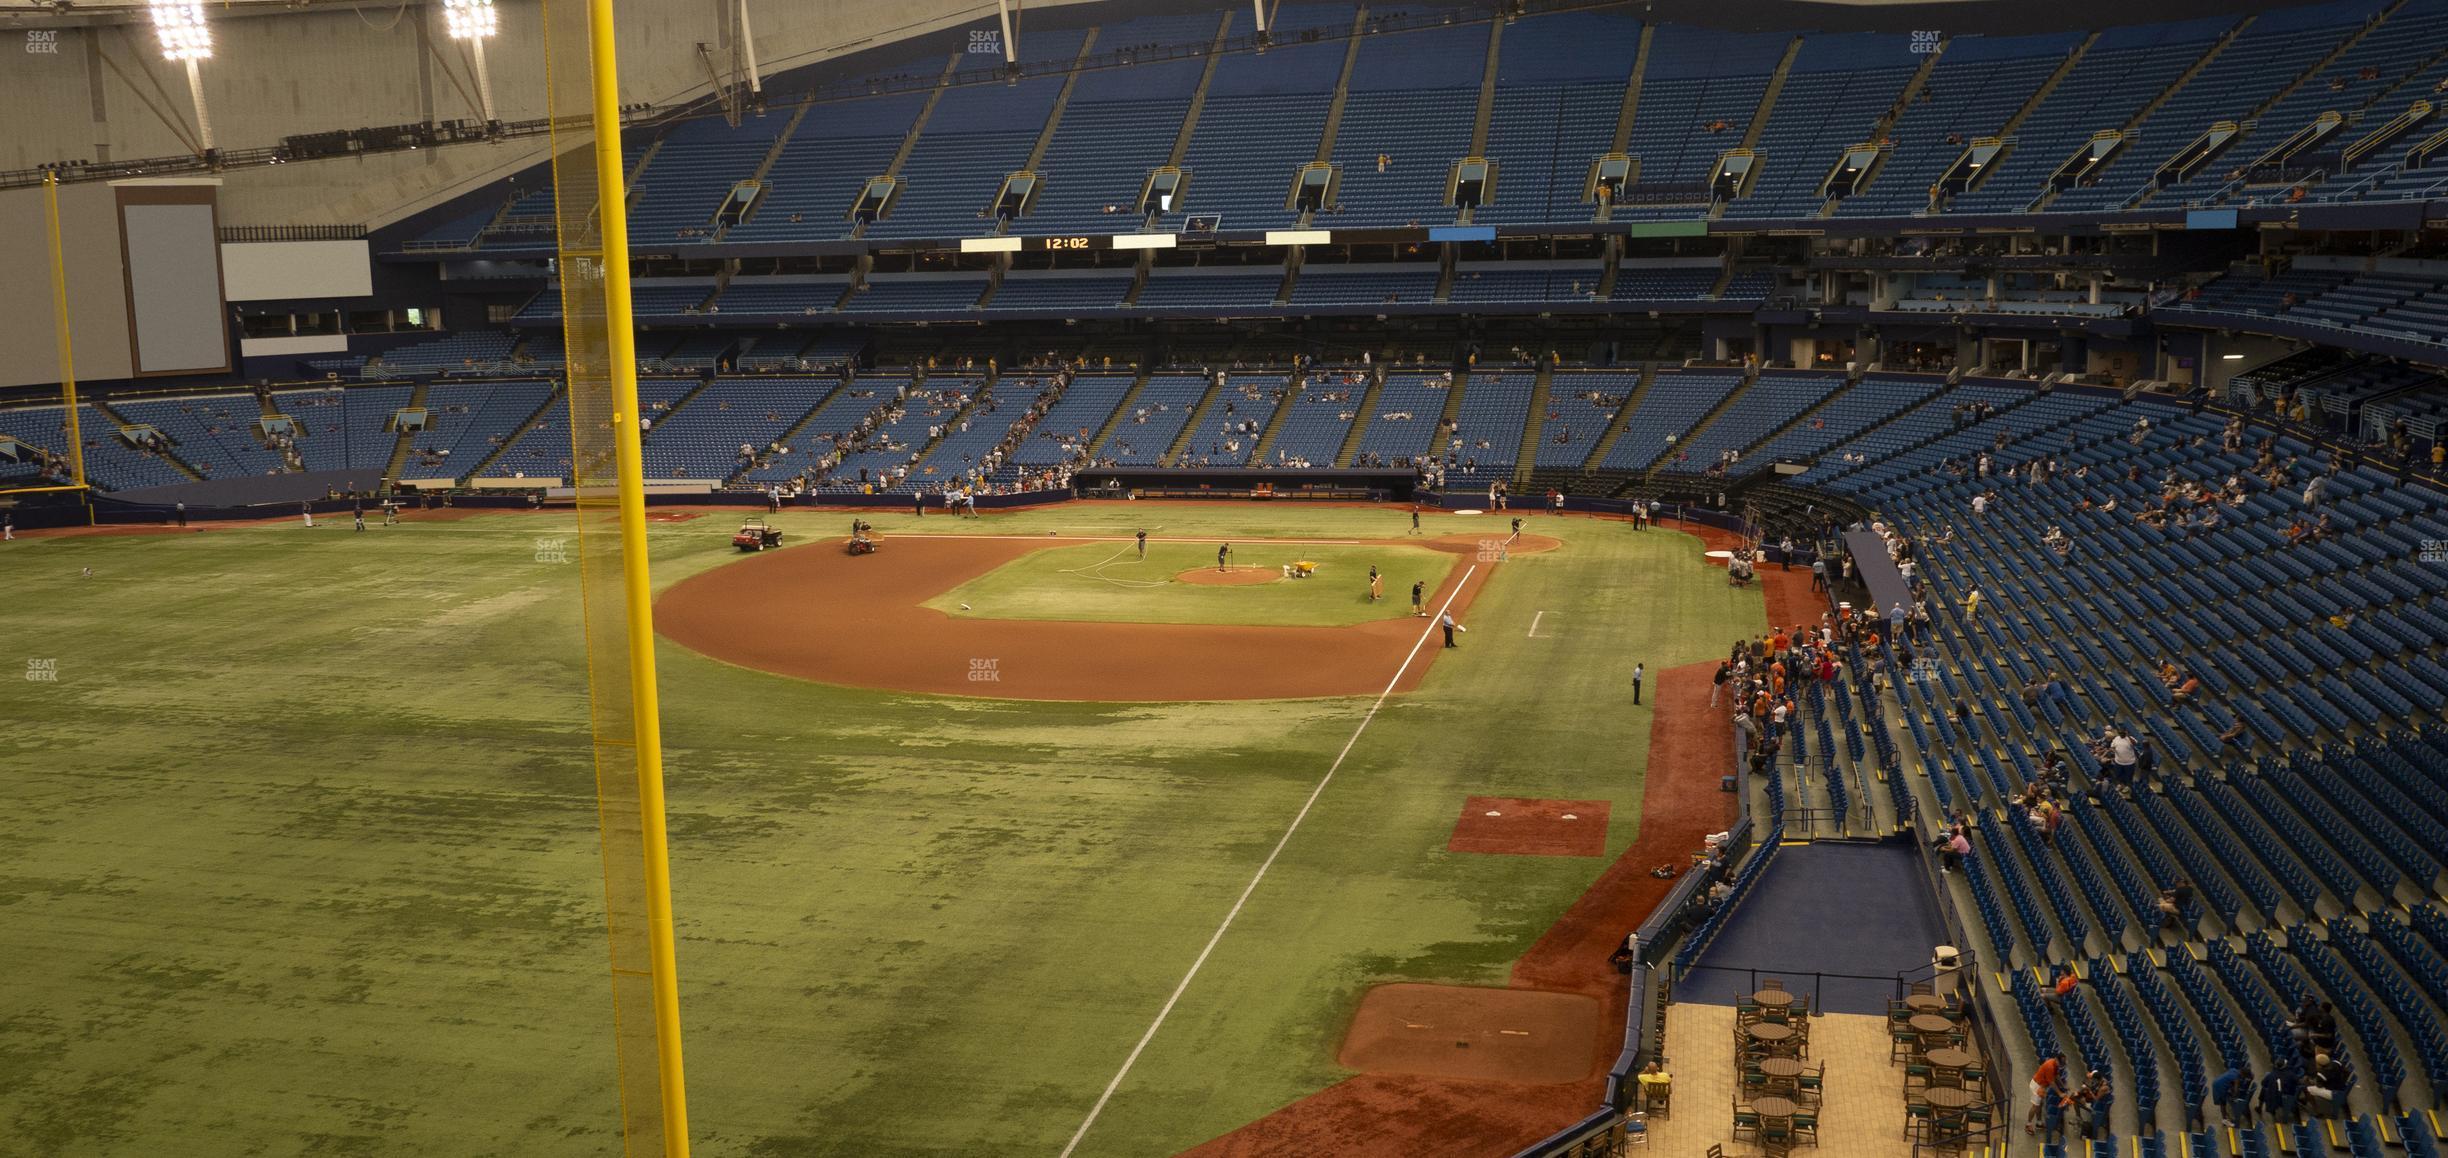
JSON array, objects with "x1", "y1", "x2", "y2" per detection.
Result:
[
  {"x1": 533, "y1": 536, "x2": 570, "y2": 564},
  {"x1": 968, "y1": 658, "x2": 1001, "y2": 683},
  {"x1": 968, "y1": 29, "x2": 1001, "y2": 54},
  {"x1": 26, "y1": 30, "x2": 61, "y2": 54},
  {"x1": 1910, "y1": 30, "x2": 1941, "y2": 54},
  {"x1": 25, "y1": 658, "x2": 59, "y2": 682},
  {"x1": 2423, "y1": 539, "x2": 2446, "y2": 564}
]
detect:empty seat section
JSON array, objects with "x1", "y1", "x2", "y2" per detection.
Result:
[
  {"x1": 1159, "y1": 37, "x2": 1344, "y2": 231},
  {"x1": 1475, "y1": 10, "x2": 1635, "y2": 226}
]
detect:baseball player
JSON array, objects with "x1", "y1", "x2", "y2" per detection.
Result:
[
  {"x1": 1410, "y1": 580, "x2": 1427, "y2": 617},
  {"x1": 1368, "y1": 565, "x2": 1383, "y2": 603},
  {"x1": 1136, "y1": 530, "x2": 1148, "y2": 558}
]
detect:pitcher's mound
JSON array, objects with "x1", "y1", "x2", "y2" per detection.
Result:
[
  {"x1": 1339, "y1": 984, "x2": 1604, "y2": 1084},
  {"x1": 1176, "y1": 567, "x2": 1285, "y2": 586}
]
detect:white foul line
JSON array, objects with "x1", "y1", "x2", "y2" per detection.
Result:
[
  {"x1": 1056, "y1": 563, "x2": 1481, "y2": 1158},
  {"x1": 1527, "y1": 610, "x2": 1545, "y2": 638}
]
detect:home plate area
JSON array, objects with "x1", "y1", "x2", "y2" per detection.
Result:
[{"x1": 1444, "y1": 796, "x2": 1611, "y2": 857}]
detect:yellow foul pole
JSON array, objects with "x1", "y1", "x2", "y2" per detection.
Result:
[
  {"x1": 43, "y1": 172, "x2": 88, "y2": 493},
  {"x1": 581, "y1": 0, "x2": 693, "y2": 1150}
]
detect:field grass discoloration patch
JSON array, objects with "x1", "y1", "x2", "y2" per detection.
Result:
[{"x1": 0, "y1": 506, "x2": 1761, "y2": 1157}]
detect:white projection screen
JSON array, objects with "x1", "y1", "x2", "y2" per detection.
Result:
[{"x1": 116, "y1": 185, "x2": 231, "y2": 376}]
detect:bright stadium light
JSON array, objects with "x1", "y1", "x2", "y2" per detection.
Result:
[
  {"x1": 150, "y1": 0, "x2": 212, "y2": 60},
  {"x1": 443, "y1": 0, "x2": 498, "y2": 39},
  {"x1": 444, "y1": 0, "x2": 502, "y2": 129},
  {"x1": 150, "y1": 0, "x2": 216, "y2": 154}
]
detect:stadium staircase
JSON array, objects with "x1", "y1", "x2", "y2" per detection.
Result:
[
  {"x1": 88, "y1": 398, "x2": 205, "y2": 482},
  {"x1": 1273, "y1": 251, "x2": 1300, "y2": 306},
  {"x1": 2257, "y1": 1, "x2": 2403, "y2": 116},
  {"x1": 1631, "y1": 368, "x2": 1762, "y2": 486},
  {"x1": 1437, "y1": 361, "x2": 1474, "y2": 453},
  {"x1": 999, "y1": 29, "x2": 1100, "y2": 237},
  {"x1": 721, "y1": 376, "x2": 847, "y2": 487},
  {"x1": 1509, "y1": 361, "x2": 1553, "y2": 489},
  {"x1": 1432, "y1": 248, "x2": 1458, "y2": 303},
  {"x1": 1705, "y1": 261, "x2": 1738, "y2": 301},
  {"x1": 975, "y1": 260, "x2": 1006, "y2": 310},
  {"x1": 1333, "y1": 370, "x2": 1389, "y2": 467},
  {"x1": 1737, "y1": 38, "x2": 1806, "y2": 154},
  {"x1": 2001, "y1": 33, "x2": 2098, "y2": 141},
  {"x1": 1246, "y1": 375, "x2": 1302, "y2": 463},
  {"x1": 1941, "y1": 32, "x2": 2099, "y2": 206},
  {"x1": 1576, "y1": 364, "x2": 1655, "y2": 472},
  {"x1": 2027, "y1": 17, "x2": 2252, "y2": 213},
  {"x1": 2159, "y1": 0, "x2": 2422, "y2": 209},
  {"x1": 1299, "y1": 7, "x2": 1372, "y2": 222},
  {"x1": 1594, "y1": 242, "x2": 1621, "y2": 298},
  {"x1": 1456, "y1": 19, "x2": 1503, "y2": 225},
  {"x1": 1593, "y1": 25, "x2": 1655, "y2": 225},
  {"x1": 851, "y1": 54, "x2": 962, "y2": 240},
  {"x1": 1159, "y1": 369, "x2": 1224, "y2": 466},
  {"x1": 616, "y1": 136, "x2": 668, "y2": 214},
  {"x1": 1610, "y1": 24, "x2": 1655, "y2": 158},
  {"x1": 714, "y1": 103, "x2": 812, "y2": 239},
  {"x1": 902, "y1": 364, "x2": 1002, "y2": 468},
  {"x1": 254, "y1": 388, "x2": 305, "y2": 472},
  {"x1": 1089, "y1": 364, "x2": 1156, "y2": 460},
  {"x1": 1731, "y1": 370, "x2": 1865, "y2": 466},
  {"x1": 1120, "y1": 252, "x2": 1152, "y2": 307},
  {"x1": 380, "y1": 382, "x2": 430, "y2": 483},
  {"x1": 1161, "y1": 13, "x2": 1233, "y2": 172},
  {"x1": 462, "y1": 384, "x2": 568, "y2": 480},
  {"x1": 1821, "y1": 38, "x2": 1948, "y2": 217}
]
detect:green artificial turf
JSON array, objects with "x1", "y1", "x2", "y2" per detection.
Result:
[
  {"x1": 922, "y1": 539, "x2": 1460, "y2": 627},
  {"x1": 0, "y1": 505, "x2": 1764, "y2": 1158}
]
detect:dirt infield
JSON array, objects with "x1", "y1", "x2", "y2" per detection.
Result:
[
  {"x1": 1177, "y1": 523, "x2": 1792, "y2": 1158},
  {"x1": 655, "y1": 532, "x2": 1510, "y2": 701},
  {"x1": 1445, "y1": 797, "x2": 1611, "y2": 858},
  {"x1": 1336, "y1": 984, "x2": 1605, "y2": 1084}
]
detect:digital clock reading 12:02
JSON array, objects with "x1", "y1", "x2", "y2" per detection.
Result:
[{"x1": 1037, "y1": 236, "x2": 1097, "y2": 250}]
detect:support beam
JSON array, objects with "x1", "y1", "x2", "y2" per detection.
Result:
[{"x1": 183, "y1": 58, "x2": 215, "y2": 154}]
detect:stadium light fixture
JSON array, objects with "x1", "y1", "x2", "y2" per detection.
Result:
[
  {"x1": 443, "y1": 0, "x2": 498, "y2": 39},
  {"x1": 443, "y1": 0, "x2": 502, "y2": 128},
  {"x1": 150, "y1": 0, "x2": 216, "y2": 154}
]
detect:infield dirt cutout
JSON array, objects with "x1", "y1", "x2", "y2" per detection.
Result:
[
  {"x1": 655, "y1": 532, "x2": 1559, "y2": 701},
  {"x1": 1446, "y1": 796, "x2": 1612, "y2": 858},
  {"x1": 1337, "y1": 984, "x2": 1605, "y2": 1084}
]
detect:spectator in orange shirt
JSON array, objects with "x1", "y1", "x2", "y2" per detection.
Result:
[{"x1": 2028, "y1": 1053, "x2": 2065, "y2": 1134}]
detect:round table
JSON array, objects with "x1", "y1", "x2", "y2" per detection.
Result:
[
  {"x1": 1903, "y1": 993, "x2": 1949, "y2": 1014},
  {"x1": 1758, "y1": 1057, "x2": 1803, "y2": 1080},
  {"x1": 1908, "y1": 1013, "x2": 1956, "y2": 1036},
  {"x1": 1752, "y1": 1095, "x2": 1798, "y2": 1119},
  {"x1": 1753, "y1": 990, "x2": 1795, "y2": 1009},
  {"x1": 1924, "y1": 1047, "x2": 1974, "y2": 1070},
  {"x1": 1747, "y1": 1023, "x2": 1795, "y2": 1044},
  {"x1": 1922, "y1": 1087, "x2": 1973, "y2": 1110}
]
